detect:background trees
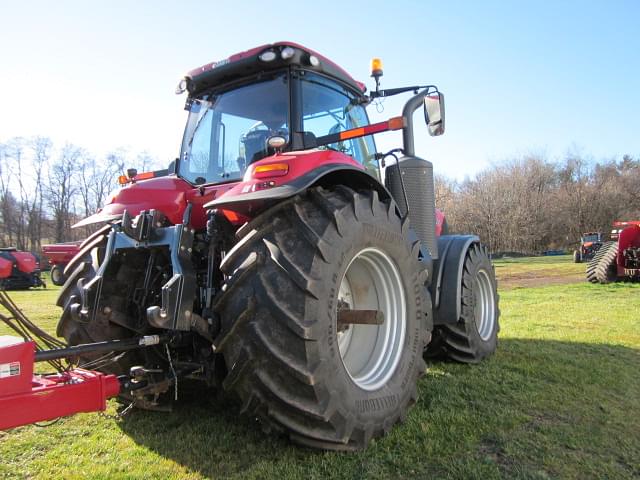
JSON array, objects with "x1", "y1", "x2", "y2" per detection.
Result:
[
  {"x1": 0, "y1": 134, "x2": 638, "y2": 256},
  {"x1": 438, "y1": 153, "x2": 640, "y2": 254},
  {"x1": 0, "y1": 136, "x2": 163, "y2": 249}
]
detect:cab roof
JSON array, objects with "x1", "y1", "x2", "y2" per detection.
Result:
[{"x1": 183, "y1": 42, "x2": 367, "y2": 97}]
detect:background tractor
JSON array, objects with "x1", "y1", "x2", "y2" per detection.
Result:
[
  {"x1": 586, "y1": 221, "x2": 640, "y2": 283},
  {"x1": 572, "y1": 232, "x2": 602, "y2": 263},
  {"x1": 2, "y1": 43, "x2": 499, "y2": 450}
]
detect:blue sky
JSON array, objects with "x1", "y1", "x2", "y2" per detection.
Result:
[{"x1": 1, "y1": 0, "x2": 638, "y2": 179}]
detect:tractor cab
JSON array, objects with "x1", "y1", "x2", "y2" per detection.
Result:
[
  {"x1": 574, "y1": 231, "x2": 603, "y2": 263},
  {"x1": 581, "y1": 232, "x2": 602, "y2": 244},
  {"x1": 177, "y1": 43, "x2": 379, "y2": 186}
]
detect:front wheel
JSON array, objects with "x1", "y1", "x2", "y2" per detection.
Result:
[
  {"x1": 426, "y1": 244, "x2": 500, "y2": 363},
  {"x1": 573, "y1": 250, "x2": 581, "y2": 263},
  {"x1": 50, "y1": 264, "x2": 66, "y2": 286},
  {"x1": 214, "y1": 186, "x2": 430, "y2": 450}
]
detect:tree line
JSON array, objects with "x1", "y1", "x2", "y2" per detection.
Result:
[
  {"x1": 436, "y1": 153, "x2": 640, "y2": 254},
  {"x1": 0, "y1": 136, "x2": 162, "y2": 251},
  {"x1": 1, "y1": 136, "x2": 638, "y2": 256}
]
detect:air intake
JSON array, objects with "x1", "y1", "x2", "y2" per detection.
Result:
[{"x1": 385, "y1": 156, "x2": 438, "y2": 259}]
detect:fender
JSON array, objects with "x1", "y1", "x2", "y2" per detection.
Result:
[
  {"x1": 204, "y1": 163, "x2": 391, "y2": 214},
  {"x1": 432, "y1": 234, "x2": 479, "y2": 325},
  {"x1": 206, "y1": 162, "x2": 434, "y2": 283}
]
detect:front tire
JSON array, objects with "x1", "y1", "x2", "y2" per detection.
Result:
[
  {"x1": 573, "y1": 250, "x2": 581, "y2": 263},
  {"x1": 426, "y1": 244, "x2": 500, "y2": 363},
  {"x1": 50, "y1": 264, "x2": 66, "y2": 286},
  {"x1": 214, "y1": 186, "x2": 430, "y2": 450}
]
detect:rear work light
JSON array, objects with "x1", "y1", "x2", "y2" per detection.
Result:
[
  {"x1": 259, "y1": 50, "x2": 277, "y2": 62},
  {"x1": 281, "y1": 47, "x2": 295, "y2": 60}
]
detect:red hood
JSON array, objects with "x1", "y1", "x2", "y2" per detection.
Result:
[
  {"x1": 73, "y1": 175, "x2": 240, "y2": 230},
  {"x1": 74, "y1": 176, "x2": 192, "y2": 229}
]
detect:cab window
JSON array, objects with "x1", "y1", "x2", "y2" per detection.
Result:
[
  {"x1": 300, "y1": 72, "x2": 377, "y2": 175},
  {"x1": 179, "y1": 74, "x2": 289, "y2": 185}
]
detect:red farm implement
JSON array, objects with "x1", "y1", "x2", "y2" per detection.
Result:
[
  {"x1": 41, "y1": 242, "x2": 81, "y2": 286},
  {"x1": 0, "y1": 248, "x2": 45, "y2": 290}
]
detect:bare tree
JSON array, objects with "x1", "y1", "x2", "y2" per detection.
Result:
[
  {"x1": 48, "y1": 144, "x2": 82, "y2": 242},
  {"x1": 25, "y1": 136, "x2": 52, "y2": 250},
  {"x1": 0, "y1": 142, "x2": 14, "y2": 246}
]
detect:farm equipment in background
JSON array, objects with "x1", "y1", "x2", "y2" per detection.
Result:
[
  {"x1": 572, "y1": 232, "x2": 602, "y2": 263},
  {"x1": 1, "y1": 43, "x2": 499, "y2": 449},
  {"x1": 587, "y1": 221, "x2": 640, "y2": 283},
  {"x1": 0, "y1": 248, "x2": 45, "y2": 290},
  {"x1": 41, "y1": 242, "x2": 81, "y2": 286}
]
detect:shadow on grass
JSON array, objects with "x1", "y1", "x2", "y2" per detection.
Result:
[{"x1": 118, "y1": 338, "x2": 640, "y2": 479}]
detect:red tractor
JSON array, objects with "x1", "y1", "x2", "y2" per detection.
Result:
[
  {"x1": 41, "y1": 242, "x2": 81, "y2": 286},
  {"x1": 0, "y1": 248, "x2": 46, "y2": 290},
  {"x1": 572, "y1": 232, "x2": 603, "y2": 263},
  {"x1": 587, "y1": 221, "x2": 640, "y2": 283},
  {"x1": 2, "y1": 43, "x2": 499, "y2": 449}
]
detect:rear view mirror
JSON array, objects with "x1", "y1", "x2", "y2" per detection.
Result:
[{"x1": 424, "y1": 92, "x2": 445, "y2": 136}]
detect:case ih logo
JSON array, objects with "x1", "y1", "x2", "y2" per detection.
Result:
[{"x1": 212, "y1": 58, "x2": 230, "y2": 69}]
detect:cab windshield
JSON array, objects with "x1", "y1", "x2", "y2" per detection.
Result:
[
  {"x1": 582, "y1": 234, "x2": 601, "y2": 243},
  {"x1": 179, "y1": 74, "x2": 289, "y2": 185}
]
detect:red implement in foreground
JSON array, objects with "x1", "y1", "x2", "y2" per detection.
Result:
[{"x1": 0, "y1": 336, "x2": 120, "y2": 430}]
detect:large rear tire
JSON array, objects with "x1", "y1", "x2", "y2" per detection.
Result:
[
  {"x1": 214, "y1": 186, "x2": 431, "y2": 450},
  {"x1": 425, "y1": 244, "x2": 500, "y2": 363},
  {"x1": 586, "y1": 241, "x2": 618, "y2": 284}
]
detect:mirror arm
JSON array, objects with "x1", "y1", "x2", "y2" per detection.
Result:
[
  {"x1": 370, "y1": 84, "x2": 437, "y2": 99},
  {"x1": 401, "y1": 88, "x2": 436, "y2": 157}
]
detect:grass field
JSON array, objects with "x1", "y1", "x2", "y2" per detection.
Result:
[{"x1": 1, "y1": 256, "x2": 639, "y2": 479}]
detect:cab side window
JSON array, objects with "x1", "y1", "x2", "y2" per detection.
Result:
[{"x1": 300, "y1": 72, "x2": 377, "y2": 175}]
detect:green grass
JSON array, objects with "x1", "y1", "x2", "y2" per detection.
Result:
[{"x1": 1, "y1": 263, "x2": 639, "y2": 479}]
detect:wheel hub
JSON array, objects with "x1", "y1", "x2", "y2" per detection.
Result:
[
  {"x1": 337, "y1": 248, "x2": 406, "y2": 391},
  {"x1": 473, "y1": 269, "x2": 496, "y2": 341}
]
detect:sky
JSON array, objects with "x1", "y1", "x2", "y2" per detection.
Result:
[{"x1": 1, "y1": 0, "x2": 638, "y2": 180}]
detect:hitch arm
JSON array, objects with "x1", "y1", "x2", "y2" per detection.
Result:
[{"x1": 34, "y1": 334, "x2": 167, "y2": 362}]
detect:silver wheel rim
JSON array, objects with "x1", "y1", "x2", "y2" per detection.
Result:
[
  {"x1": 337, "y1": 248, "x2": 406, "y2": 391},
  {"x1": 474, "y1": 269, "x2": 496, "y2": 341}
]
